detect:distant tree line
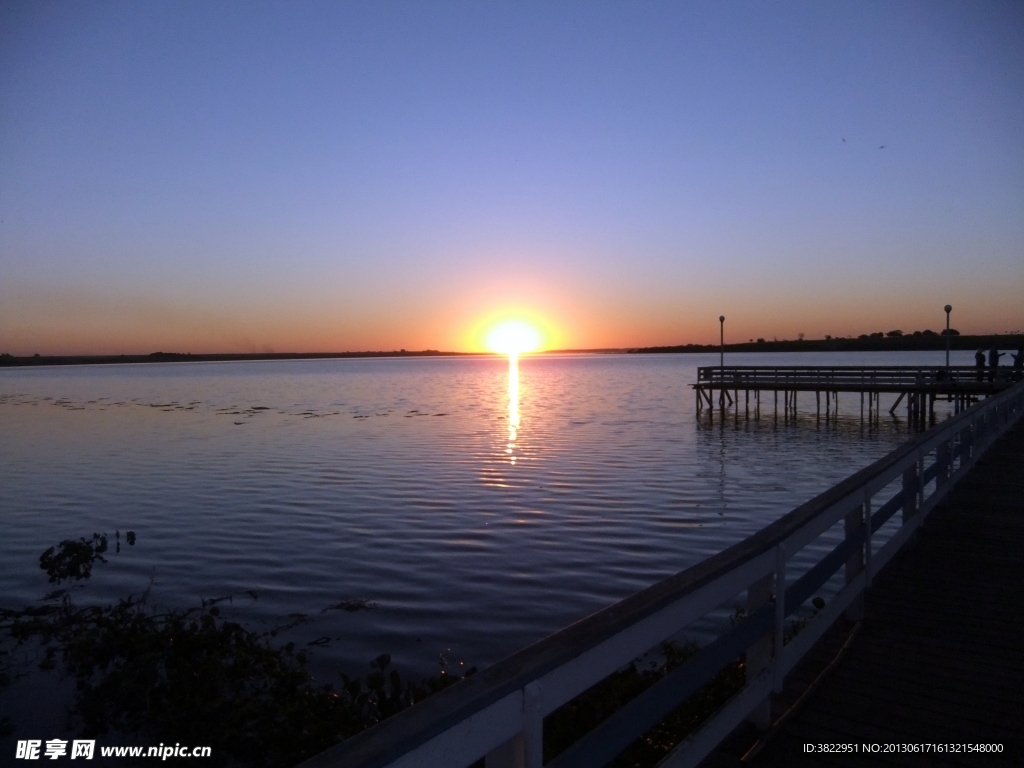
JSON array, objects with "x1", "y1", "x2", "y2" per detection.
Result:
[
  {"x1": 630, "y1": 331, "x2": 1022, "y2": 356},
  {"x1": 857, "y1": 328, "x2": 959, "y2": 339}
]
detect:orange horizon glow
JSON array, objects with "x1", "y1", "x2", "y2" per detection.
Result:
[{"x1": 1, "y1": 290, "x2": 1021, "y2": 357}]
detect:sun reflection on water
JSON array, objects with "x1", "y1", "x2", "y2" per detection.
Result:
[{"x1": 506, "y1": 354, "x2": 520, "y2": 464}]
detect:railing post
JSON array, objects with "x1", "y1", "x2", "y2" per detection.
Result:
[
  {"x1": 964, "y1": 420, "x2": 975, "y2": 467},
  {"x1": 485, "y1": 734, "x2": 524, "y2": 768},
  {"x1": 845, "y1": 503, "x2": 865, "y2": 620},
  {"x1": 916, "y1": 448, "x2": 925, "y2": 511},
  {"x1": 901, "y1": 459, "x2": 918, "y2": 524},
  {"x1": 936, "y1": 431, "x2": 951, "y2": 490},
  {"x1": 745, "y1": 572, "x2": 773, "y2": 730},
  {"x1": 524, "y1": 682, "x2": 543, "y2": 768},
  {"x1": 863, "y1": 489, "x2": 873, "y2": 586},
  {"x1": 484, "y1": 682, "x2": 543, "y2": 768},
  {"x1": 772, "y1": 544, "x2": 786, "y2": 694}
]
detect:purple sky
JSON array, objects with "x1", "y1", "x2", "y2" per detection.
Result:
[{"x1": 1, "y1": 1, "x2": 1022, "y2": 354}]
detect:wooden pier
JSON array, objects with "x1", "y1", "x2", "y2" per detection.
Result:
[{"x1": 694, "y1": 366, "x2": 1020, "y2": 427}]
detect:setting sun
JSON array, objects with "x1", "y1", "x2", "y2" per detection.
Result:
[{"x1": 486, "y1": 320, "x2": 542, "y2": 356}]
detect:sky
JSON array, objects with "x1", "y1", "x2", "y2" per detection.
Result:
[{"x1": 1, "y1": 1, "x2": 1022, "y2": 355}]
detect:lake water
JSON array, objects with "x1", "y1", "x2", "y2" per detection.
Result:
[{"x1": 0, "y1": 350, "x2": 969, "y2": 696}]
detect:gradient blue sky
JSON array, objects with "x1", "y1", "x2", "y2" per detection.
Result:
[{"x1": 1, "y1": 1, "x2": 1022, "y2": 354}]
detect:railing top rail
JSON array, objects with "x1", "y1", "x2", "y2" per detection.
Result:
[{"x1": 304, "y1": 378, "x2": 1024, "y2": 768}]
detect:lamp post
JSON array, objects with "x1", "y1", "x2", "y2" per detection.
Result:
[
  {"x1": 944, "y1": 305, "x2": 952, "y2": 368},
  {"x1": 719, "y1": 316, "x2": 725, "y2": 370}
]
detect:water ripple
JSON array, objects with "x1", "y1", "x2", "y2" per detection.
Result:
[{"x1": 0, "y1": 351, "x2": 966, "y2": 679}]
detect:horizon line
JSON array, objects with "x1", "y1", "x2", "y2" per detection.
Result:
[{"x1": 3, "y1": 331, "x2": 1023, "y2": 366}]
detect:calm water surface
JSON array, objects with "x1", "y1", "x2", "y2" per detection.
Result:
[{"x1": 0, "y1": 351, "x2": 968, "y2": 688}]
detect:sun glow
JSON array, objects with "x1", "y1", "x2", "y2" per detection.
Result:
[{"x1": 486, "y1": 320, "x2": 542, "y2": 357}]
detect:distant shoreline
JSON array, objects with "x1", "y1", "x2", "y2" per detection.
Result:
[
  {"x1": 0, "y1": 349, "x2": 473, "y2": 368},
  {"x1": 1, "y1": 333, "x2": 1021, "y2": 367}
]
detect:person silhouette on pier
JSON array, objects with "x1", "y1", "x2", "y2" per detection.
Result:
[
  {"x1": 1012, "y1": 347, "x2": 1024, "y2": 381},
  {"x1": 988, "y1": 347, "x2": 1003, "y2": 382},
  {"x1": 975, "y1": 349, "x2": 986, "y2": 382}
]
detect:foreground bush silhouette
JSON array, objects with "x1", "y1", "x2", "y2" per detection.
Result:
[
  {"x1": 4, "y1": 535, "x2": 803, "y2": 768},
  {"x1": 1, "y1": 535, "x2": 471, "y2": 767}
]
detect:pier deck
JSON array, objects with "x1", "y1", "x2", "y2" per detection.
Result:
[{"x1": 714, "y1": 419, "x2": 1024, "y2": 767}]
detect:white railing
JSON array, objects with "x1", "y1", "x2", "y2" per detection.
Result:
[{"x1": 298, "y1": 379, "x2": 1024, "y2": 768}]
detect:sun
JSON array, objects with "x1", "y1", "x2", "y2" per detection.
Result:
[{"x1": 486, "y1": 320, "x2": 542, "y2": 356}]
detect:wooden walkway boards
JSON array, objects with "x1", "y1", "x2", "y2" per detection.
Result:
[{"x1": 709, "y1": 419, "x2": 1024, "y2": 767}]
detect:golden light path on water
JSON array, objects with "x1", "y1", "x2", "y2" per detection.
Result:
[
  {"x1": 507, "y1": 354, "x2": 520, "y2": 465},
  {"x1": 483, "y1": 320, "x2": 539, "y2": 467}
]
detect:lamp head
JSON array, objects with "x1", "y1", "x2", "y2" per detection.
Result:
[
  {"x1": 719, "y1": 316, "x2": 725, "y2": 323},
  {"x1": 944, "y1": 305, "x2": 952, "y2": 314}
]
